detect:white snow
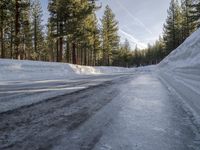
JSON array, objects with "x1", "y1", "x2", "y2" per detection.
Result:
[
  {"x1": 0, "y1": 59, "x2": 136, "y2": 113},
  {"x1": 0, "y1": 59, "x2": 138, "y2": 113},
  {"x1": 0, "y1": 59, "x2": 133, "y2": 82},
  {"x1": 159, "y1": 28, "x2": 200, "y2": 69},
  {"x1": 158, "y1": 28, "x2": 200, "y2": 118}
]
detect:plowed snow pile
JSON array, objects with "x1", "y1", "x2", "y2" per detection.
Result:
[
  {"x1": 0, "y1": 59, "x2": 132, "y2": 81},
  {"x1": 158, "y1": 28, "x2": 200, "y2": 116}
]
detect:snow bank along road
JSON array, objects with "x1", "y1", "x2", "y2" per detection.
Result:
[{"x1": 0, "y1": 71, "x2": 200, "y2": 150}]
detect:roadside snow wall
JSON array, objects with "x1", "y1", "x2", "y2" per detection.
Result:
[
  {"x1": 158, "y1": 28, "x2": 200, "y2": 116},
  {"x1": 0, "y1": 59, "x2": 132, "y2": 81}
]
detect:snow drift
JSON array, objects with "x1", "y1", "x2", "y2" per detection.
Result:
[
  {"x1": 0, "y1": 59, "x2": 132, "y2": 82},
  {"x1": 158, "y1": 28, "x2": 200, "y2": 116}
]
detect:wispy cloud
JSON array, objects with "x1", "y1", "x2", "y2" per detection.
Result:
[
  {"x1": 119, "y1": 29, "x2": 147, "y2": 49},
  {"x1": 115, "y1": 0, "x2": 153, "y2": 35}
]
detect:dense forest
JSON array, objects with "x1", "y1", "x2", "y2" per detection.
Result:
[{"x1": 0, "y1": 0, "x2": 200, "y2": 67}]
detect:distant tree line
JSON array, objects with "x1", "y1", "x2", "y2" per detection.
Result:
[{"x1": 0, "y1": 0, "x2": 200, "y2": 67}]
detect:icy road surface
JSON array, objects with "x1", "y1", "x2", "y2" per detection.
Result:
[{"x1": 0, "y1": 73, "x2": 200, "y2": 150}]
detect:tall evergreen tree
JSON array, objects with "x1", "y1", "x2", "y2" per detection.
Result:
[
  {"x1": 12, "y1": 0, "x2": 30, "y2": 59},
  {"x1": 190, "y1": 0, "x2": 200, "y2": 28},
  {"x1": 0, "y1": 0, "x2": 7, "y2": 58},
  {"x1": 101, "y1": 5, "x2": 119, "y2": 66},
  {"x1": 48, "y1": 0, "x2": 97, "y2": 63},
  {"x1": 32, "y1": 0, "x2": 44, "y2": 60},
  {"x1": 20, "y1": 0, "x2": 32, "y2": 59},
  {"x1": 134, "y1": 45, "x2": 140, "y2": 67},
  {"x1": 123, "y1": 38, "x2": 131, "y2": 53},
  {"x1": 181, "y1": 0, "x2": 195, "y2": 42},
  {"x1": 163, "y1": 0, "x2": 182, "y2": 54}
]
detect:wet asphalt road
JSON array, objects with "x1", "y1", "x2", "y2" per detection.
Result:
[{"x1": 0, "y1": 73, "x2": 200, "y2": 150}]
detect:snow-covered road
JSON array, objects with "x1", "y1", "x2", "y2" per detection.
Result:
[{"x1": 0, "y1": 72, "x2": 200, "y2": 150}]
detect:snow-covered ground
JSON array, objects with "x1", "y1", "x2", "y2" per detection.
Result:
[
  {"x1": 0, "y1": 59, "x2": 156, "y2": 114},
  {"x1": 0, "y1": 59, "x2": 137, "y2": 113},
  {"x1": 0, "y1": 59, "x2": 133, "y2": 82},
  {"x1": 158, "y1": 28, "x2": 200, "y2": 118}
]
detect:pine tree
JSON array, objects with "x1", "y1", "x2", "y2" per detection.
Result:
[
  {"x1": 31, "y1": 0, "x2": 44, "y2": 60},
  {"x1": 79, "y1": 12, "x2": 101, "y2": 66},
  {"x1": 0, "y1": 0, "x2": 6, "y2": 58},
  {"x1": 20, "y1": 0, "x2": 32, "y2": 59},
  {"x1": 101, "y1": 5, "x2": 119, "y2": 66},
  {"x1": 48, "y1": 0, "x2": 64, "y2": 62},
  {"x1": 48, "y1": 0, "x2": 97, "y2": 63},
  {"x1": 12, "y1": 0, "x2": 30, "y2": 59},
  {"x1": 134, "y1": 45, "x2": 140, "y2": 67},
  {"x1": 163, "y1": 0, "x2": 182, "y2": 54},
  {"x1": 181, "y1": 0, "x2": 195, "y2": 42},
  {"x1": 124, "y1": 39, "x2": 131, "y2": 53},
  {"x1": 46, "y1": 22, "x2": 56, "y2": 61},
  {"x1": 92, "y1": 16, "x2": 101, "y2": 66},
  {"x1": 190, "y1": 0, "x2": 200, "y2": 28},
  {"x1": 5, "y1": 1, "x2": 15, "y2": 58},
  {"x1": 0, "y1": 0, "x2": 12, "y2": 58}
]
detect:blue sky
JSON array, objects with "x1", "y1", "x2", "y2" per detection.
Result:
[{"x1": 41, "y1": 0, "x2": 171, "y2": 49}]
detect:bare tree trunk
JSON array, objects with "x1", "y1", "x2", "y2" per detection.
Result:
[
  {"x1": 58, "y1": 22, "x2": 63, "y2": 62},
  {"x1": 84, "y1": 45, "x2": 87, "y2": 65},
  {"x1": 107, "y1": 53, "x2": 110, "y2": 66},
  {"x1": 80, "y1": 46, "x2": 83, "y2": 65},
  {"x1": 56, "y1": 20, "x2": 59, "y2": 62},
  {"x1": 88, "y1": 49, "x2": 90, "y2": 66},
  {"x1": 15, "y1": 0, "x2": 20, "y2": 59},
  {"x1": 0, "y1": 7, "x2": 5, "y2": 58},
  {"x1": 59, "y1": 37, "x2": 63, "y2": 62},
  {"x1": 72, "y1": 42, "x2": 76, "y2": 64},
  {"x1": 11, "y1": 29, "x2": 13, "y2": 58},
  {"x1": 66, "y1": 42, "x2": 70, "y2": 63},
  {"x1": 56, "y1": 39, "x2": 59, "y2": 62},
  {"x1": 34, "y1": 17, "x2": 37, "y2": 60},
  {"x1": 76, "y1": 43, "x2": 79, "y2": 65},
  {"x1": 23, "y1": 35, "x2": 26, "y2": 59},
  {"x1": 93, "y1": 36, "x2": 96, "y2": 66},
  {"x1": 0, "y1": 26, "x2": 4, "y2": 58}
]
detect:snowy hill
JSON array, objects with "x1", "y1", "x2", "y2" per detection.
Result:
[{"x1": 158, "y1": 28, "x2": 200, "y2": 117}]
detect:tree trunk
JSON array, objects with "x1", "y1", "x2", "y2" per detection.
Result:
[
  {"x1": 76, "y1": 43, "x2": 79, "y2": 65},
  {"x1": 80, "y1": 47, "x2": 83, "y2": 65},
  {"x1": 87, "y1": 50, "x2": 90, "y2": 66},
  {"x1": 11, "y1": 28, "x2": 13, "y2": 58},
  {"x1": 56, "y1": 20, "x2": 59, "y2": 62},
  {"x1": 59, "y1": 22, "x2": 63, "y2": 62},
  {"x1": 59, "y1": 37, "x2": 63, "y2": 62},
  {"x1": 107, "y1": 55, "x2": 110, "y2": 66},
  {"x1": 0, "y1": 26, "x2": 4, "y2": 58},
  {"x1": 84, "y1": 45, "x2": 87, "y2": 65},
  {"x1": 66, "y1": 42, "x2": 70, "y2": 63},
  {"x1": 56, "y1": 39, "x2": 59, "y2": 62},
  {"x1": 34, "y1": 17, "x2": 37, "y2": 60},
  {"x1": 15, "y1": 0, "x2": 20, "y2": 59},
  {"x1": 72, "y1": 42, "x2": 76, "y2": 64},
  {"x1": 0, "y1": 7, "x2": 5, "y2": 58},
  {"x1": 93, "y1": 36, "x2": 96, "y2": 66}
]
